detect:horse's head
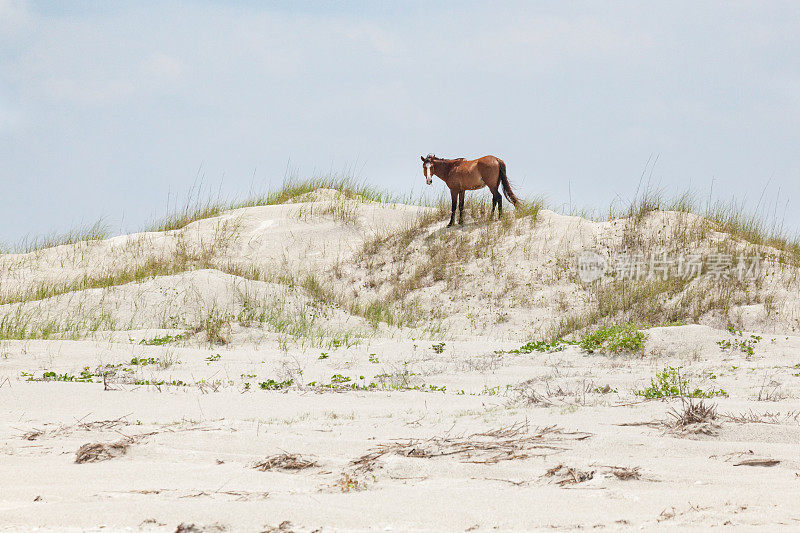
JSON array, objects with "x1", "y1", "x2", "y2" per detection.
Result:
[{"x1": 420, "y1": 154, "x2": 435, "y2": 185}]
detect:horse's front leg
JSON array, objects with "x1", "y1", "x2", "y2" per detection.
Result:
[
  {"x1": 447, "y1": 189, "x2": 457, "y2": 227},
  {"x1": 458, "y1": 191, "x2": 465, "y2": 225}
]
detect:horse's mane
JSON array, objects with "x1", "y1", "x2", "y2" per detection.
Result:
[{"x1": 429, "y1": 154, "x2": 465, "y2": 164}]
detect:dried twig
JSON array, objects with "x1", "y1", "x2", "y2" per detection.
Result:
[
  {"x1": 351, "y1": 423, "x2": 591, "y2": 473},
  {"x1": 544, "y1": 464, "x2": 595, "y2": 485},
  {"x1": 709, "y1": 450, "x2": 755, "y2": 463},
  {"x1": 606, "y1": 465, "x2": 641, "y2": 480},
  {"x1": 721, "y1": 410, "x2": 800, "y2": 425},
  {"x1": 181, "y1": 490, "x2": 269, "y2": 501},
  {"x1": 21, "y1": 428, "x2": 44, "y2": 441},
  {"x1": 734, "y1": 458, "x2": 780, "y2": 467},
  {"x1": 615, "y1": 421, "x2": 662, "y2": 428},
  {"x1": 253, "y1": 453, "x2": 318, "y2": 472},
  {"x1": 75, "y1": 440, "x2": 130, "y2": 463}
]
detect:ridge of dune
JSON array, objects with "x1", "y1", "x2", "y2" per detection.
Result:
[{"x1": 3, "y1": 193, "x2": 800, "y2": 340}]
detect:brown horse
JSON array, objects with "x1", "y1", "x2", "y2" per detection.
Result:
[{"x1": 421, "y1": 154, "x2": 518, "y2": 227}]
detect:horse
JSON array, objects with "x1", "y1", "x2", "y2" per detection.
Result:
[{"x1": 421, "y1": 154, "x2": 519, "y2": 227}]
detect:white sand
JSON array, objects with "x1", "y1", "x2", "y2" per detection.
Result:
[{"x1": 1, "y1": 192, "x2": 799, "y2": 531}]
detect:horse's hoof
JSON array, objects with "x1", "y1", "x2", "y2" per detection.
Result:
[{"x1": 446, "y1": 222, "x2": 454, "y2": 228}]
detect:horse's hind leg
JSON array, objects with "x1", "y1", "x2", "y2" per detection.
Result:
[
  {"x1": 447, "y1": 189, "x2": 457, "y2": 227},
  {"x1": 489, "y1": 187, "x2": 502, "y2": 221},
  {"x1": 458, "y1": 191, "x2": 465, "y2": 225},
  {"x1": 497, "y1": 194, "x2": 503, "y2": 220}
]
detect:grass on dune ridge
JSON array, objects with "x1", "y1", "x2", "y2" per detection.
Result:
[
  {"x1": 1, "y1": 173, "x2": 800, "y2": 344},
  {"x1": 149, "y1": 174, "x2": 415, "y2": 233},
  {"x1": 0, "y1": 175, "x2": 409, "y2": 254},
  {"x1": 3, "y1": 173, "x2": 798, "y2": 257},
  {"x1": 611, "y1": 186, "x2": 800, "y2": 261},
  {"x1": 1, "y1": 220, "x2": 111, "y2": 255}
]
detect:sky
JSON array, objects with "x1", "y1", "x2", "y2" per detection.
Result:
[{"x1": 2, "y1": 1, "x2": 800, "y2": 245}]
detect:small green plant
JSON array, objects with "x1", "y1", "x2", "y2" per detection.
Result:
[
  {"x1": 42, "y1": 371, "x2": 79, "y2": 382},
  {"x1": 635, "y1": 366, "x2": 727, "y2": 399},
  {"x1": 139, "y1": 332, "x2": 189, "y2": 346},
  {"x1": 717, "y1": 334, "x2": 760, "y2": 356},
  {"x1": 318, "y1": 353, "x2": 329, "y2": 360},
  {"x1": 431, "y1": 342, "x2": 446, "y2": 354},
  {"x1": 134, "y1": 379, "x2": 187, "y2": 387},
  {"x1": 580, "y1": 324, "x2": 646, "y2": 354},
  {"x1": 368, "y1": 353, "x2": 379, "y2": 363},
  {"x1": 259, "y1": 379, "x2": 293, "y2": 390},
  {"x1": 130, "y1": 357, "x2": 158, "y2": 366},
  {"x1": 303, "y1": 367, "x2": 445, "y2": 393},
  {"x1": 35, "y1": 366, "x2": 105, "y2": 383},
  {"x1": 509, "y1": 339, "x2": 567, "y2": 354},
  {"x1": 206, "y1": 354, "x2": 221, "y2": 362}
]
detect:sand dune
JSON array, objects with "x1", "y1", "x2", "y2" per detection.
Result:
[{"x1": 2, "y1": 189, "x2": 800, "y2": 531}]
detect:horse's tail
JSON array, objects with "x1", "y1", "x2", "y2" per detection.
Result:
[{"x1": 498, "y1": 159, "x2": 519, "y2": 206}]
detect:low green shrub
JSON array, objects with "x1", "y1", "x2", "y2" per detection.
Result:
[
  {"x1": 636, "y1": 366, "x2": 727, "y2": 398},
  {"x1": 580, "y1": 324, "x2": 646, "y2": 354}
]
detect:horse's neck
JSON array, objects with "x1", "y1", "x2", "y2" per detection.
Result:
[{"x1": 434, "y1": 161, "x2": 456, "y2": 179}]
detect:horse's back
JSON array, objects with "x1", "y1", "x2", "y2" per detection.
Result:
[
  {"x1": 476, "y1": 155, "x2": 499, "y2": 162},
  {"x1": 474, "y1": 155, "x2": 502, "y2": 177}
]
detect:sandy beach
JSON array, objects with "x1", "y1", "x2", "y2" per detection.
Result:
[{"x1": 2, "y1": 190, "x2": 800, "y2": 531}]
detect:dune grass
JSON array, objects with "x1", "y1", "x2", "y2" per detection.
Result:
[
  {"x1": 0, "y1": 306, "x2": 116, "y2": 341},
  {"x1": 526, "y1": 185, "x2": 798, "y2": 340},
  {"x1": 148, "y1": 174, "x2": 412, "y2": 233},
  {"x1": 4, "y1": 174, "x2": 797, "y2": 261},
  {"x1": 2, "y1": 220, "x2": 111, "y2": 255},
  {"x1": 243, "y1": 175, "x2": 403, "y2": 207},
  {"x1": 0, "y1": 217, "x2": 240, "y2": 306},
  {"x1": 233, "y1": 283, "x2": 363, "y2": 348},
  {"x1": 0, "y1": 257, "x2": 188, "y2": 306},
  {"x1": 2, "y1": 174, "x2": 799, "y2": 344},
  {"x1": 611, "y1": 186, "x2": 800, "y2": 264}
]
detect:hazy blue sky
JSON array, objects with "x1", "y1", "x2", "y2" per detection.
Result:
[{"x1": 2, "y1": 1, "x2": 799, "y2": 244}]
